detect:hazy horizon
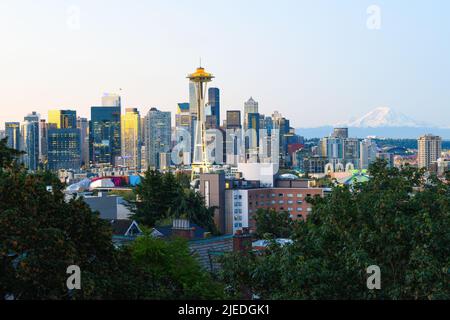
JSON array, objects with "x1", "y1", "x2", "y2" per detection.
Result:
[{"x1": 1, "y1": 0, "x2": 449, "y2": 129}]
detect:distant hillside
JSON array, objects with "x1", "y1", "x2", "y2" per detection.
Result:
[{"x1": 296, "y1": 126, "x2": 450, "y2": 140}]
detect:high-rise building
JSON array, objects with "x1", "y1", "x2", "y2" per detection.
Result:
[
  {"x1": 208, "y1": 87, "x2": 220, "y2": 129},
  {"x1": 39, "y1": 119, "x2": 48, "y2": 164},
  {"x1": 102, "y1": 93, "x2": 121, "y2": 107},
  {"x1": 48, "y1": 110, "x2": 77, "y2": 129},
  {"x1": 176, "y1": 103, "x2": 191, "y2": 129},
  {"x1": 5, "y1": 122, "x2": 21, "y2": 150},
  {"x1": 90, "y1": 106, "x2": 121, "y2": 165},
  {"x1": 175, "y1": 103, "x2": 193, "y2": 163},
  {"x1": 272, "y1": 111, "x2": 290, "y2": 164},
  {"x1": 226, "y1": 110, "x2": 241, "y2": 130},
  {"x1": 418, "y1": 134, "x2": 442, "y2": 170},
  {"x1": 144, "y1": 108, "x2": 171, "y2": 169},
  {"x1": 47, "y1": 128, "x2": 81, "y2": 171},
  {"x1": 77, "y1": 117, "x2": 90, "y2": 167},
  {"x1": 360, "y1": 139, "x2": 377, "y2": 170},
  {"x1": 189, "y1": 82, "x2": 197, "y2": 117},
  {"x1": 344, "y1": 138, "x2": 360, "y2": 168},
  {"x1": 244, "y1": 97, "x2": 258, "y2": 130},
  {"x1": 21, "y1": 112, "x2": 40, "y2": 171},
  {"x1": 246, "y1": 112, "x2": 260, "y2": 160},
  {"x1": 121, "y1": 108, "x2": 141, "y2": 170},
  {"x1": 332, "y1": 128, "x2": 349, "y2": 139}
]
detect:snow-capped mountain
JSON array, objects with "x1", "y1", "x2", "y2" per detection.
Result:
[{"x1": 342, "y1": 107, "x2": 425, "y2": 128}]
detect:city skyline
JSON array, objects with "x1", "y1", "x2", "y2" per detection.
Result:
[{"x1": 1, "y1": 0, "x2": 450, "y2": 129}]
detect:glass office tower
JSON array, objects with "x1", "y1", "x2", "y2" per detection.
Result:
[
  {"x1": 5, "y1": 122, "x2": 21, "y2": 150},
  {"x1": 90, "y1": 106, "x2": 121, "y2": 166},
  {"x1": 47, "y1": 128, "x2": 81, "y2": 171}
]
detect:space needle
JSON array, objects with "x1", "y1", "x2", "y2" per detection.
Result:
[{"x1": 187, "y1": 64, "x2": 214, "y2": 180}]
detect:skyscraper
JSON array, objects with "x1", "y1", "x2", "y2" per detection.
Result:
[
  {"x1": 90, "y1": 106, "x2": 121, "y2": 165},
  {"x1": 39, "y1": 119, "x2": 48, "y2": 164},
  {"x1": 102, "y1": 93, "x2": 121, "y2": 107},
  {"x1": 144, "y1": 108, "x2": 171, "y2": 169},
  {"x1": 418, "y1": 134, "x2": 442, "y2": 170},
  {"x1": 208, "y1": 87, "x2": 220, "y2": 129},
  {"x1": 77, "y1": 117, "x2": 90, "y2": 167},
  {"x1": 332, "y1": 128, "x2": 349, "y2": 139},
  {"x1": 121, "y1": 108, "x2": 141, "y2": 169},
  {"x1": 5, "y1": 122, "x2": 21, "y2": 150},
  {"x1": 189, "y1": 82, "x2": 197, "y2": 117},
  {"x1": 47, "y1": 128, "x2": 81, "y2": 171},
  {"x1": 359, "y1": 139, "x2": 377, "y2": 170},
  {"x1": 48, "y1": 110, "x2": 77, "y2": 129},
  {"x1": 175, "y1": 103, "x2": 193, "y2": 163},
  {"x1": 175, "y1": 103, "x2": 192, "y2": 133},
  {"x1": 244, "y1": 97, "x2": 258, "y2": 131},
  {"x1": 21, "y1": 112, "x2": 40, "y2": 171},
  {"x1": 246, "y1": 112, "x2": 260, "y2": 160},
  {"x1": 226, "y1": 110, "x2": 241, "y2": 130}
]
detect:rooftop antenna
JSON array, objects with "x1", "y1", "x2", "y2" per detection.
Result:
[{"x1": 199, "y1": 57, "x2": 202, "y2": 68}]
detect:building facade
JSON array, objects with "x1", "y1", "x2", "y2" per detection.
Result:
[
  {"x1": 21, "y1": 112, "x2": 40, "y2": 171},
  {"x1": 47, "y1": 128, "x2": 81, "y2": 171},
  {"x1": 48, "y1": 110, "x2": 77, "y2": 129},
  {"x1": 418, "y1": 134, "x2": 442, "y2": 170},
  {"x1": 121, "y1": 108, "x2": 141, "y2": 170},
  {"x1": 144, "y1": 108, "x2": 171, "y2": 169},
  {"x1": 77, "y1": 117, "x2": 90, "y2": 167},
  {"x1": 208, "y1": 87, "x2": 220, "y2": 129},
  {"x1": 90, "y1": 106, "x2": 121, "y2": 166},
  {"x1": 5, "y1": 122, "x2": 21, "y2": 150}
]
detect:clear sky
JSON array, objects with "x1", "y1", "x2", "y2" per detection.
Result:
[{"x1": 1, "y1": 0, "x2": 449, "y2": 128}]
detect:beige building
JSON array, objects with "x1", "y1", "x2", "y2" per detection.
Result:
[
  {"x1": 418, "y1": 134, "x2": 442, "y2": 170},
  {"x1": 121, "y1": 108, "x2": 141, "y2": 170}
]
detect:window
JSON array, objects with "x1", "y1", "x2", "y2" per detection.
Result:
[
  {"x1": 278, "y1": 200, "x2": 284, "y2": 204},
  {"x1": 288, "y1": 200, "x2": 294, "y2": 204},
  {"x1": 287, "y1": 194, "x2": 293, "y2": 198},
  {"x1": 296, "y1": 208, "x2": 303, "y2": 212},
  {"x1": 297, "y1": 194, "x2": 303, "y2": 198},
  {"x1": 307, "y1": 208, "x2": 312, "y2": 212},
  {"x1": 288, "y1": 208, "x2": 293, "y2": 212},
  {"x1": 297, "y1": 200, "x2": 303, "y2": 204},
  {"x1": 278, "y1": 193, "x2": 284, "y2": 197}
]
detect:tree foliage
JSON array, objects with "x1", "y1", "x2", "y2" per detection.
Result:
[
  {"x1": 254, "y1": 209, "x2": 296, "y2": 239},
  {"x1": 220, "y1": 160, "x2": 450, "y2": 300},
  {"x1": 131, "y1": 169, "x2": 216, "y2": 233},
  {"x1": 0, "y1": 147, "x2": 222, "y2": 300}
]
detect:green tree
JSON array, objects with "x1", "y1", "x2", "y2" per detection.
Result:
[
  {"x1": 122, "y1": 232, "x2": 224, "y2": 299},
  {"x1": 0, "y1": 137, "x2": 24, "y2": 168},
  {"x1": 0, "y1": 165, "x2": 116, "y2": 299},
  {"x1": 132, "y1": 169, "x2": 217, "y2": 232},
  {"x1": 254, "y1": 208, "x2": 296, "y2": 239},
  {"x1": 220, "y1": 160, "x2": 450, "y2": 300},
  {"x1": 132, "y1": 169, "x2": 169, "y2": 227}
]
